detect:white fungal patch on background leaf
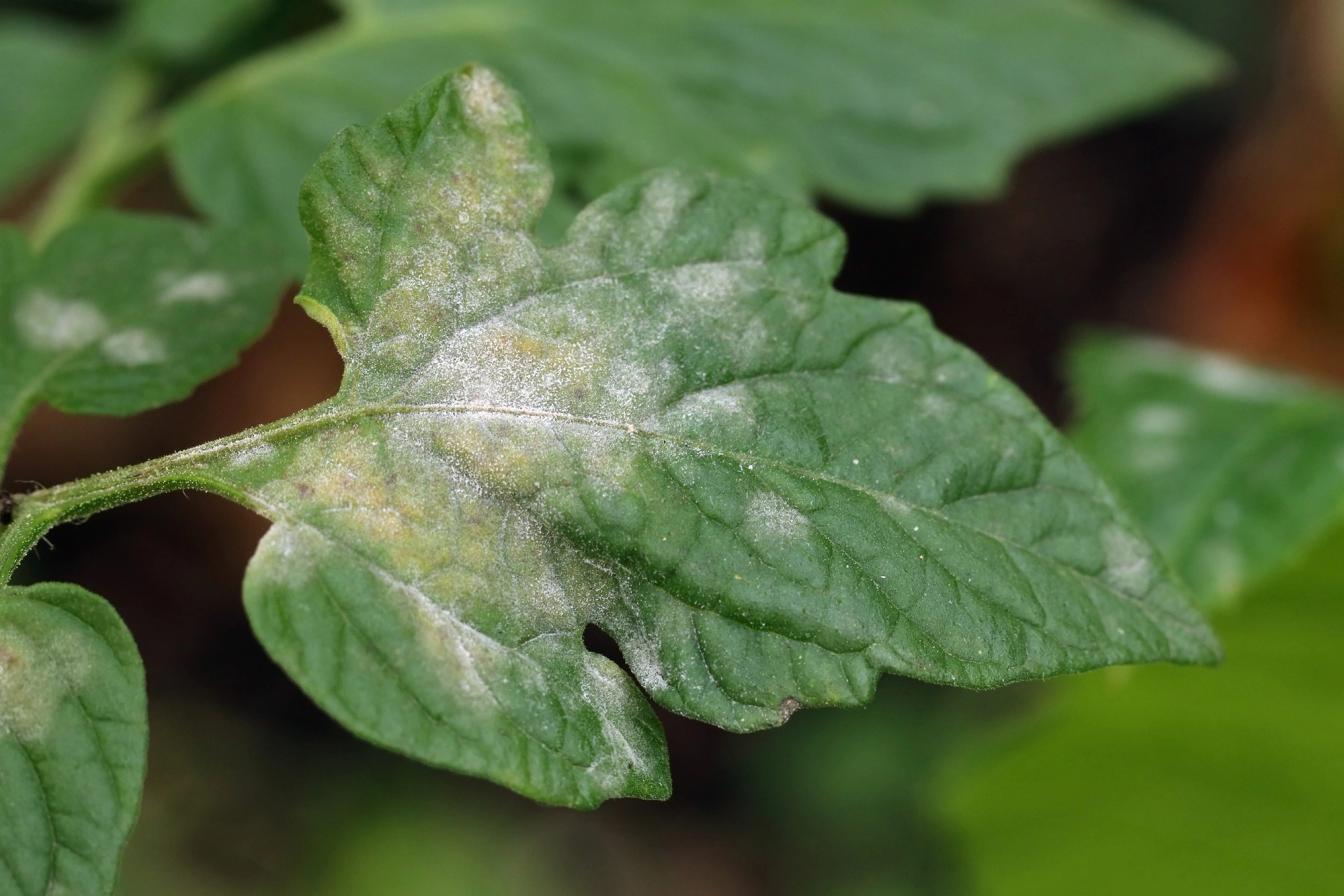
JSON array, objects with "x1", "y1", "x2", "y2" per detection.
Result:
[
  {"x1": 156, "y1": 270, "x2": 233, "y2": 304},
  {"x1": 0, "y1": 213, "x2": 287, "y2": 471},
  {"x1": 1070, "y1": 333, "x2": 1344, "y2": 609},
  {"x1": 101, "y1": 328, "x2": 168, "y2": 366},
  {"x1": 185, "y1": 68, "x2": 1216, "y2": 809},
  {"x1": 14, "y1": 292, "x2": 107, "y2": 351},
  {"x1": 1129, "y1": 402, "x2": 1188, "y2": 436}
]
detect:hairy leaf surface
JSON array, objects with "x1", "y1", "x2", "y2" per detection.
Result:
[
  {"x1": 1070, "y1": 334, "x2": 1344, "y2": 609},
  {"x1": 0, "y1": 583, "x2": 147, "y2": 896},
  {"x1": 167, "y1": 0, "x2": 1222, "y2": 271},
  {"x1": 0, "y1": 16, "x2": 110, "y2": 198},
  {"x1": 0, "y1": 214, "x2": 288, "y2": 474},
  {"x1": 164, "y1": 68, "x2": 1218, "y2": 807}
]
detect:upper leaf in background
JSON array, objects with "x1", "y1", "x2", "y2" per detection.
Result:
[
  {"x1": 0, "y1": 214, "x2": 289, "y2": 477},
  {"x1": 0, "y1": 582, "x2": 148, "y2": 896},
  {"x1": 161, "y1": 68, "x2": 1216, "y2": 808},
  {"x1": 124, "y1": 0, "x2": 272, "y2": 62},
  {"x1": 1069, "y1": 333, "x2": 1344, "y2": 610},
  {"x1": 941, "y1": 527, "x2": 1344, "y2": 896},
  {"x1": 0, "y1": 17, "x2": 111, "y2": 199},
  {"x1": 166, "y1": 0, "x2": 1223, "y2": 272}
]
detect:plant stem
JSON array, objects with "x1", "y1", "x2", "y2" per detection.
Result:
[
  {"x1": 29, "y1": 62, "x2": 164, "y2": 246},
  {"x1": 0, "y1": 410, "x2": 320, "y2": 585}
]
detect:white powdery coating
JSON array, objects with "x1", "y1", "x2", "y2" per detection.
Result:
[
  {"x1": 663, "y1": 383, "x2": 754, "y2": 428},
  {"x1": 263, "y1": 525, "x2": 320, "y2": 590},
  {"x1": 731, "y1": 318, "x2": 771, "y2": 369},
  {"x1": 229, "y1": 442, "x2": 278, "y2": 468},
  {"x1": 1100, "y1": 524, "x2": 1153, "y2": 594},
  {"x1": 157, "y1": 271, "x2": 232, "y2": 305},
  {"x1": 619, "y1": 632, "x2": 669, "y2": 693},
  {"x1": 744, "y1": 490, "x2": 810, "y2": 541},
  {"x1": 653, "y1": 261, "x2": 753, "y2": 307},
  {"x1": 15, "y1": 292, "x2": 107, "y2": 351},
  {"x1": 1190, "y1": 355, "x2": 1289, "y2": 399},
  {"x1": 919, "y1": 391, "x2": 954, "y2": 419},
  {"x1": 579, "y1": 658, "x2": 653, "y2": 787},
  {"x1": 0, "y1": 629, "x2": 93, "y2": 743},
  {"x1": 416, "y1": 320, "x2": 602, "y2": 412},
  {"x1": 404, "y1": 579, "x2": 499, "y2": 701},
  {"x1": 101, "y1": 328, "x2": 167, "y2": 366},
  {"x1": 603, "y1": 356, "x2": 677, "y2": 415},
  {"x1": 639, "y1": 173, "x2": 696, "y2": 241},
  {"x1": 459, "y1": 67, "x2": 514, "y2": 127},
  {"x1": 728, "y1": 225, "x2": 769, "y2": 261},
  {"x1": 1129, "y1": 403, "x2": 1188, "y2": 436}
]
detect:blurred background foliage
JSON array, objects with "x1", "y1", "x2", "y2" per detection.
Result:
[{"x1": 3, "y1": 0, "x2": 1343, "y2": 893}]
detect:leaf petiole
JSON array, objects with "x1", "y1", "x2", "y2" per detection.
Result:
[{"x1": 0, "y1": 408, "x2": 320, "y2": 583}]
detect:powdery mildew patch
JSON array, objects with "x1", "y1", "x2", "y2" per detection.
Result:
[
  {"x1": 156, "y1": 270, "x2": 233, "y2": 305},
  {"x1": 0, "y1": 627, "x2": 94, "y2": 744},
  {"x1": 101, "y1": 328, "x2": 168, "y2": 366},
  {"x1": 15, "y1": 292, "x2": 107, "y2": 351}
]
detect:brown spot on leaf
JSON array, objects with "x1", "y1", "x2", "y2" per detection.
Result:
[{"x1": 778, "y1": 697, "x2": 801, "y2": 723}]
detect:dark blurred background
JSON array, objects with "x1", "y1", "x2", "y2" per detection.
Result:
[{"x1": 4, "y1": 1, "x2": 1343, "y2": 893}]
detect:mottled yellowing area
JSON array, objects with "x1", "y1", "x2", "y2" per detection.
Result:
[{"x1": 190, "y1": 68, "x2": 1216, "y2": 807}]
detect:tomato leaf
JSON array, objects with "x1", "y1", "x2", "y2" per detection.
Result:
[
  {"x1": 0, "y1": 214, "x2": 288, "y2": 475},
  {"x1": 161, "y1": 69, "x2": 1219, "y2": 807},
  {"x1": 942, "y1": 530, "x2": 1344, "y2": 895},
  {"x1": 125, "y1": 0, "x2": 271, "y2": 61},
  {"x1": 167, "y1": 0, "x2": 1224, "y2": 271},
  {"x1": 1069, "y1": 333, "x2": 1344, "y2": 609},
  {"x1": 0, "y1": 583, "x2": 147, "y2": 896},
  {"x1": 0, "y1": 16, "x2": 111, "y2": 199}
]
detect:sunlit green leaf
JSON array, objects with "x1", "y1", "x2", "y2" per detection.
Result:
[
  {"x1": 0, "y1": 582, "x2": 147, "y2": 896},
  {"x1": 1069, "y1": 333, "x2": 1344, "y2": 609},
  {"x1": 155, "y1": 68, "x2": 1218, "y2": 807},
  {"x1": 942, "y1": 528, "x2": 1344, "y2": 896},
  {"x1": 0, "y1": 213, "x2": 288, "y2": 474},
  {"x1": 0, "y1": 16, "x2": 111, "y2": 199},
  {"x1": 167, "y1": 0, "x2": 1223, "y2": 271}
]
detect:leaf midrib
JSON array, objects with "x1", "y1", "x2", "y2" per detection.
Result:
[{"x1": 183, "y1": 397, "x2": 1204, "y2": 642}]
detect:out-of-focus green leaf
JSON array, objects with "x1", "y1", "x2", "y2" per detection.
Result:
[
  {"x1": 1069, "y1": 333, "x2": 1344, "y2": 609},
  {"x1": 144, "y1": 68, "x2": 1217, "y2": 808},
  {"x1": 0, "y1": 582, "x2": 147, "y2": 896},
  {"x1": 942, "y1": 526, "x2": 1344, "y2": 896},
  {"x1": 0, "y1": 214, "x2": 289, "y2": 475},
  {"x1": 124, "y1": 0, "x2": 271, "y2": 61},
  {"x1": 0, "y1": 17, "x2": 111, "y2": 199},
  {"x1": 166, "y1": 0, "x2": 1223, "y2": 271}
]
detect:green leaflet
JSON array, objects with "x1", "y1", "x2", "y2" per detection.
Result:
[
  {"x1": 95, "y1": 67, "x2": 1215, "y2": 808},
  {"x1": 166, "y1": 0, "x2": 1223, "y2": 271},
  {"x1": 0, "y1": 16, "x2": 111, "y2": 199},
  {"x1": 941, "y1": 529, "x2": 1344, "y2": 896},
  {"x1": 0, "y1": 213, "x2": 288, "y2": 476},
  {"x1": 1069, "y1": 334, "x2": 1344, "y2": 610},
  {"x1": 0, "y1": 583, "x2": 148, "y2": 896}
]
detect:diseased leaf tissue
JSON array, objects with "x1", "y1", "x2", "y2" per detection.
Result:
[{"x1": 0, "y1": 66, "x2": 1219, "y2": 893}]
